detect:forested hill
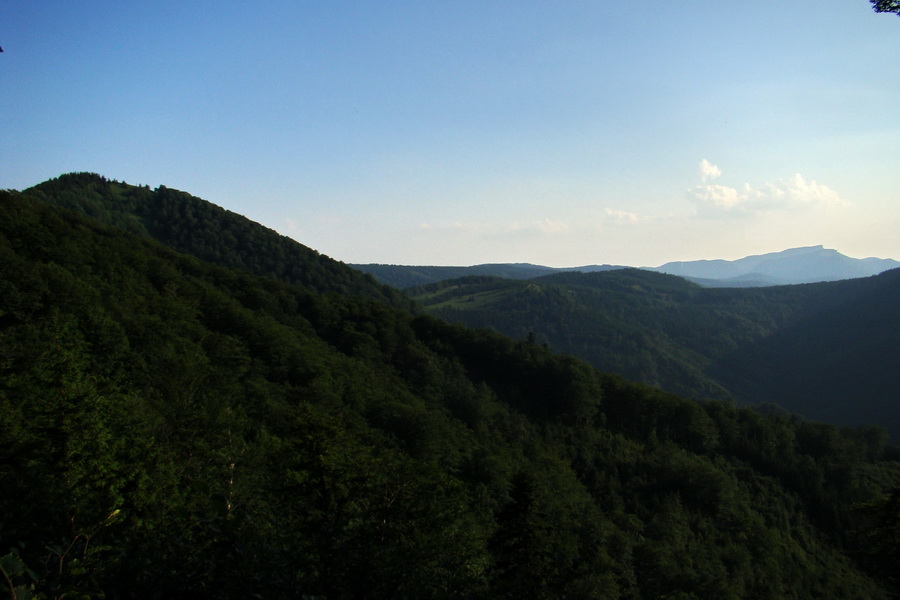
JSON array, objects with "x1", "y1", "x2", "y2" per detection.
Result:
[
  {"x1": 3, "y1": 186, "x2": 900, "y2": 598},
  {"x1": 711, "y1": 266, "x2": 900, "y2": 430},
  {"x1": 411, "y1": 268, "x2": 900, "y2": 439},
  {"x1": 24, "y1": 172, "x2": 414, "y2": 310},
  {"x1": 351, "y1": 262, "x2": 560, "y2": 289}
]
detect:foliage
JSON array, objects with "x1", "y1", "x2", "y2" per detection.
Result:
[
  {"x1": 410, "y1": 267, "x2": 900, "y2": 440},
  {"x1": 24, "y1": 172, "x2": 414, "y2": 311},
  {"x1": 2, "y1": 182, "x2": 900, "y2": 597},
  {"x1": 855, "y1": 487, "x2": 900, "y2": 594},
  {"x1": 352, "y1": 263, "x2": 560, "y2": 289},
  {"x1": 872, "y1": 0, "x2": 900, "y2": 15}
]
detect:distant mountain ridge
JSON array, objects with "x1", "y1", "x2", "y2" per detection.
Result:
[
  {"x1": 352, "y1": 262, "x2": 624, "y2": 289},
  {"x1": 355, "y1": 246, "x2": 898, "y2": 289},
  {"x1": 648, "y1": 245, "x2": 900, "y2": 286}
]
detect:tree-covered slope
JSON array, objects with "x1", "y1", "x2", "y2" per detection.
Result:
[
  {"x1": 410, "y1": 269, "x2": 811, "y2": 399},
  {"x1": 3, "y1": 188, "x2": 900, "y2": 598},
  {"x1": 411, "y1": 269, "x2": 900, "y2": 437},
  {"x1": 352, "y1": 262, "x2": 623, "y2": 289},
  {"x1": 351, "y1": 263, "x2": 560, "y2": 288},
  {"x1": 24, "y1": 172, "x2": 414, "y2": 310},
  {"x1": 711, "y1": 267, "x2": 900, "y2": 429}
]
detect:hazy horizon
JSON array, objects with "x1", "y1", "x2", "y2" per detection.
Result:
[
  {"x1": 350, "y1": 244, "x2": 899, "y2": 270},
  {"x1": 4, "y1": 2, "x2": 899, "y2": 267}
]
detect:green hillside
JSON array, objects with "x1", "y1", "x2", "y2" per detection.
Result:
[
  {"x1": 25, "y1": 172, "x2": 414, "y2": 311},
  {"x1": 2, "y1": 183, "x2": 900, "y2": 598},
  {"x1": 352, "y1": 263, "x2": 573, "y2": 289},
  {"x1": 411, "y1": 268, "x2": 900, "y2": 438},
  {"x1": 711, "y1": 267, "x2": 900, "y2": 428}
]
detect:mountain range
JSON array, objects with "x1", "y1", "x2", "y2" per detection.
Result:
[
  {"x1": 2, "y1": 172, "x2": 900, "y2": 598},
  {"x1": 354, "y1": 246, "x2": 899, "y2": 289},
  {"x1": 350, "y1": 262, "x2": 623, "y2": 289},
  {"x1": 649, "y1": 245, "x2": 900, "y2": 286}
]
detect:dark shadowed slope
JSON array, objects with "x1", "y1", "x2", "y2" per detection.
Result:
[
  {"x1": 711, "y1": 268, "x2": 900, "y2": 433},
  {"x1": 412, "y1": 268, "x2": 900, "y2": 439}
]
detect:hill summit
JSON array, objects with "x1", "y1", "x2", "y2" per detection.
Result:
[{"x1": 649, "y1": 245, "x2": 900, "y2": 286}]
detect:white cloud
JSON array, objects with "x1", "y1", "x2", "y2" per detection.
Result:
[
  {"x1": 604, "y1": 208, "x2": 640, "y2": 224},
  {"x1": 766, "y1": 173, "x2": 844, "y2": 207},
  {"x1": 699, "y1": 159, "x2": 722, "y2": 183},
  {"x1": 690, "y1": 184, "x2": 744, "y2": 210},
  {"x1": 688, "y1": 162, "x2": 847, "y2": 216}
]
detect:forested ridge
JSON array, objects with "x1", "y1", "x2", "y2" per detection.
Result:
[
  {"x1": 2, "y1": 177, "x2": 900, "y2": 598},
  {"x1": 411, "y1": 267, "x2": 900, "y2": 439},
  {"x1": 351, "y1": 263, "x2": 565, "y2": 289},
  {"x1": 24, "y1": 173, "x2": 414, "y2": 311}
]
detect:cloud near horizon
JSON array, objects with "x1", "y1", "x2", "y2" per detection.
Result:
[
  {"x1": 603, "y1": 208, "x2": 641, "y2": 224},
  {"x1": 689, "y1": 160, "x2": 847, "y2": 216},
  {"x1": 418, "y1": 208, "x2": 648, "y2": 237},
  {"x1": 699, "y1": 159, "x2": 722, "y2": 183}
]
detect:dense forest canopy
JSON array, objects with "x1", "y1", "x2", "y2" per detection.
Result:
[
  {"x1": 410, "y1": 267, "x2": 900, "y2": 441},
  {"x1": 24, "y1": 172, "x2": 414, "y2": 311},
  {"x1": 2, "y1": 176, "x2": 900, "y2": 598}
]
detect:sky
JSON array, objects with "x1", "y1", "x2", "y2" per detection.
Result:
[{"x1": 3, "y1": 1, "x2": 899, "y2": 267}]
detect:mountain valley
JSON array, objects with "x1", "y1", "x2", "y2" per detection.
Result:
[
  {"x1": 2, "y1": 173, "x2": 899, "y2": 599},
  {"x1": 408, "y1": 268, "x2": 900, "y2": 440}
]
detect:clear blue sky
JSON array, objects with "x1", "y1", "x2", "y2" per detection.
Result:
[{"x1": 3, "y1": 1, "x2": 899, "y2": 266}]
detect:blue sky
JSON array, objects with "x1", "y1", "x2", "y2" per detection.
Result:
[{"x1": 3, "y1": 1, "x2": 899, "y2": 266}]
